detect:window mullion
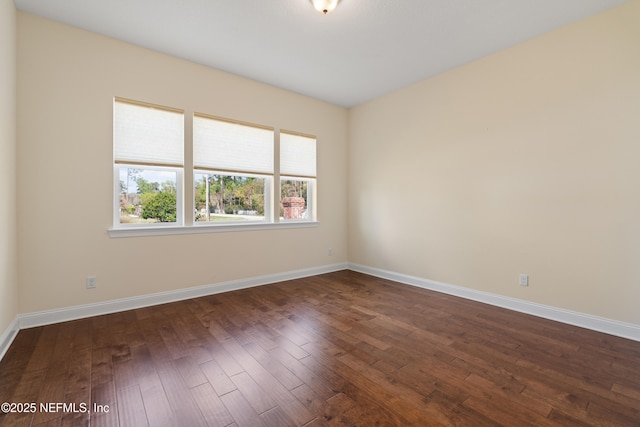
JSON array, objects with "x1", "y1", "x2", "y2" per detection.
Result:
[
  {"x1": 274, "y1": 129, "x2": 281, "y2": 223},
  {"x1": 184, "y1": 111, "x2": 194, "y2": 226}
]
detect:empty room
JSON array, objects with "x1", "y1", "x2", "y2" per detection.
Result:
[{"x1": 1, "y1": 0, "x2": 639, "y2": 425}]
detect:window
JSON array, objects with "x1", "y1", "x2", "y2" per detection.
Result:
[
  {"x1": 193, "y1": 115, "x2": 273, "y2": 223},
  {"x1": 194, "y1": 173, "x2": 268, "y2": 222},
  {"x1": 280, "y1": 131, "x2": 316, "y2": 221},
  {"x1": 113, "y1": 98, "x2": 184, "y2": 227},
  {"x1": 112, "y1": 98, "x2": 317, "y2": 236}
]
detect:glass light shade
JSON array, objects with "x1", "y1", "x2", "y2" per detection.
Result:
[{"x1": 310, "y1": 0, "x2": 340, "y2": 15}]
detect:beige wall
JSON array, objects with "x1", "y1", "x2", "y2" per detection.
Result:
[
  {"x1": 11, "y1": 3, "x2": 640, "y2": 328},
  {"x1": 0, "y1": 0, "x2": 18, "y2": 333},
  {"x1": 17, "y1": 13, "x2": 348, "y2": 313},
  {"x1": 348, "y1": 1, "x2": 640, "y2": 325}
]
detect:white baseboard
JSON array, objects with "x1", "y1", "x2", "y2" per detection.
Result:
[
  {"x1": 16, "y1": 263, "x2": 348, "y2": 330},
  {"x1": 3, "y1": 261, "x2": 638, "y2": 364},
  {"x1": 348, "y1": 263, "x2": 640, "y2": 342},
  {"x1": 0, "y1": 317, "x2": 19, "y2": 361}
]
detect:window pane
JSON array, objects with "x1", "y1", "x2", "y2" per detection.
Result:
[
  {"x1": 195, "y1": 172, "x2": 267, "y2": 223},
  {"x1": 119, "y1": 167, "x2": 178, "y2": 224},
  {"x1": 281, "y1": 178, "x2": 311, "y2": 221}
]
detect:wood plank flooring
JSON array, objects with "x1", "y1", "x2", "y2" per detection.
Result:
[{"x1": 1, "y1": 270, "x2": 639, "y2": 426}]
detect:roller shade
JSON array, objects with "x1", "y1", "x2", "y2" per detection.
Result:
[
  {"x1": 280, "y1": 132, "x2": 316, "y2": 177},
  {"x1": 114, "y1": 99, "x2": 184, "y2": 166},
  {"x1": 194, "y1": 115, "x2": 274, "y2": 174}
]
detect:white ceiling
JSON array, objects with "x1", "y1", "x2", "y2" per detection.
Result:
[{"x1": 14, "y1": 0, "x2": 628, "y2": 108}]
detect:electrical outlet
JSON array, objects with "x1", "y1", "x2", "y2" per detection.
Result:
[
  {"x1": 519, "y1": 274, "x2": 529, "y2": 287},
  {"x1": 328, "y1": 248, "x2": 333, "y2": 257},
  {"x1": 86, "y1": 276, "x2": 97, "y2": 289}
]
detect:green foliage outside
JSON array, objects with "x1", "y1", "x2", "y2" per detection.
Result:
[
  {"x1": 119, "y1": 168, "x2": 178, "y2": 224},
  {"x1": 120, "y1": 170, "x2": 309, "y2": 224},
  {"x1": 195, "y1": 174, "x2": 265, "y2": 220},
  {"x1": 141, "y1": 191, "x2": 177, "y2": 222}
]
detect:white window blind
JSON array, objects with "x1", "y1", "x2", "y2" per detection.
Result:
[
  {"x1": 194, "y1": 115, "x2": 274, "y2": 174},
  {"x1": 280, "y1": 132, "x2": 316, "y2": 178},
  {"x1": 114, "y1": 99, "x2": 184, "y2": 166}
]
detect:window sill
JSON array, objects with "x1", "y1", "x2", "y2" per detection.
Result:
[{"x1": 108, "y1": 221, "x2": 319, "y2": 238}]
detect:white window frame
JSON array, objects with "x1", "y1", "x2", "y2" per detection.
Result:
[
  {"x1": 113, "y1": 164, "x2": 184, "y2": 229},
  {"x1": 112, "y1": 97, "x2": 185, "y2": 230},
  {"x1": 192, "y1": 114, "x2": 275, "y2": 227},
  {"x1": 109, "y1": 99, "x2": 318, "y2": 238},
  {"x1": 280, "y1": 176, "x2": 316, "y2": 222},
  {"x1": 279, "y1": 131, "x2": 317, "y2": 223}
]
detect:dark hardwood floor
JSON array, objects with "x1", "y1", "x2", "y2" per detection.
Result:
[{"x1": 1, "y1": 270, "x2": 639, "y2": 426}]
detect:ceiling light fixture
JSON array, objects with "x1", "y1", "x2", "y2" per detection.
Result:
[{"x1": 310, "y1": 0, "x2": 340, "y2": 15}]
